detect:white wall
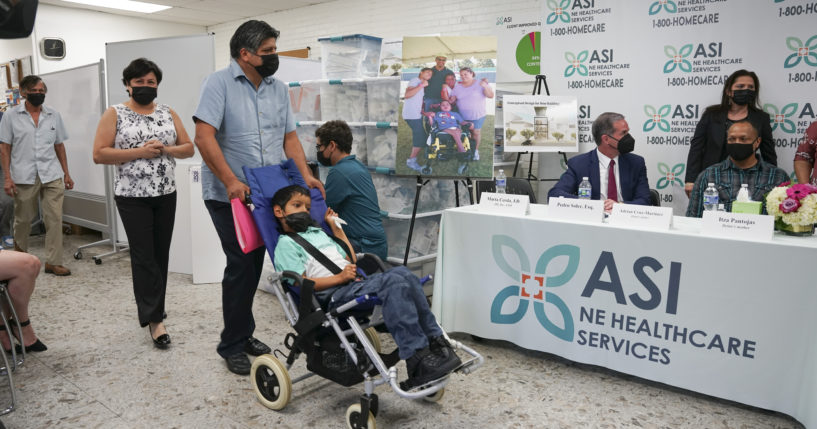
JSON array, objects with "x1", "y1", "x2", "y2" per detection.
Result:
[
  {"x1": 0, "y1": 37, "x2": 34, "y2": 63},
  {"x1": 208, "y1": 0, "x2": 539, "y2": 70},
  {"x1": 30, "y1": 4, "x2": 205, "y2": 75}
]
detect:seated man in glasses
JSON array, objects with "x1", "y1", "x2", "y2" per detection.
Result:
[{"x1": 315, "y1": 120, "x2": 387, "y2": 261}]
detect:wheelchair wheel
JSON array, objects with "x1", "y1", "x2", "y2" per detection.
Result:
[
  {"x1": 251, "y1": 354, "x2": 292, "y2": 410},
  {"x1": 363, "y1": 327, "x2": 382, "y2": 353},
  {"x1": 346, "y1": 403, "x2": 376, "y2": 429},
  {"x1": 420, "y1": 166, "x2": 432, "y2": 175},
  {"x1": 423, "y1": 387, "x2": 445, "y2": 403}
]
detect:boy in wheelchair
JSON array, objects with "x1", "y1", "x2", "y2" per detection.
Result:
[
  {"x1": 425, "y1": 100, "x2": 472, "y2": 154},
  {"x1": 271, "y1": 184, "x2": 461, "y2": 388}
]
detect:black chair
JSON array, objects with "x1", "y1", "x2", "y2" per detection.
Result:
[
  {"x1": 475, "y1": 178, "x2": 537, "y2": 204},
  {"x1": 649, "y1": 189, "x2": 661, "y2": 207}
]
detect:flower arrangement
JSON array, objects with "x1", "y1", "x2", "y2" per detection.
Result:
[{"x1": 765, "y1": 181, "x2": 817, "y2": 234}]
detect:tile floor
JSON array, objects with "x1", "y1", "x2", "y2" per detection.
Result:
[{"x1": 0, "y1": 232, "x2": 803, "y2": 428}]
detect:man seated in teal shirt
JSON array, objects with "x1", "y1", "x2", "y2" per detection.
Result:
[{"x1": 316, "y1": 120, "x2": 388, "y2": 261}]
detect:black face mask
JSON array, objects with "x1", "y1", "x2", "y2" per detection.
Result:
[
  {"x1": 731, "y1": 89, "x2": 756, "y2": 106},
  {"x1": 608, "y1": 133, "x2": 635, "y2": 154},
  {"x1": 26, "y1": 93, "x2": 45, "y2": 107},
  {"x1": 284, "y1": 212, "x2": 317, "y2": 233},
  {"x1": 316, "y1": 147, "x2": 332, "y2": 167},
  {"x1": 727, "y1": 141, "x2": 756, "y2": 161},
  {"x1": 131, "y1": 86, "x2": 157, "y2": 105},
  {"x1": 254, "y1": 53, "x2": 279, "y2": 78}
]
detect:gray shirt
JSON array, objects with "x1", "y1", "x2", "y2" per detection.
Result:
[{"x1": 0, "y1": 103, "x2": 68, "y2": 185}]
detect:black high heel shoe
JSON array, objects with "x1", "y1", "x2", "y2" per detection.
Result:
[
  {"x1": 149, "y1": 324, "x2": 171, "y2": 349},
  {"x1": 9, "y1": 319, "x2": 47, "y2": 353}
]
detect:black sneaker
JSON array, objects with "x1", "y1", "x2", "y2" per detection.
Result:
[
  {"x1": 244, "y1": 337, "x2": 271, "y2": 356},
  {"x1": 429, "y1": 335, "x2": 462, "y2": 369},
  {"x1": 404, "y1": 346, "x2": 460, "y2": 389},
  {"x1": 225, "y1": 352, "x2": 251, "y2": 375}
]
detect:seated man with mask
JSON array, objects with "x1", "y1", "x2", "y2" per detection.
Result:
[
  {"x1": 548, "y1": 112, "x2": 651, "y2": 211},
  {"x1": 316, "y1": 120, "x2": 387, "y2": 261},
  {"x1": 687, "y1": 119, "x2": 789, "y2": 217}
]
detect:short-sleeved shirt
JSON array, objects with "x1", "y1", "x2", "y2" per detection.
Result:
[
  {"x1": 0, "y1": 103, "x2": 68, "y2": 185},
  {"x1": 325, "y1": 155, "x2": 387, "y2": 258},
  {"x1": 794, "y1": 121, "x2": 817, "y2": 184},
  {"x1": 113, "y1": 104, "x2": 178, "y2": 197},
  {"x1": 402, "y1": 78, "x2": 425, "y2": 121},
  {"x1": 451, "y1": 81, "x2": 487, "y2": 120},
  {"x1": 274, "y1": 226, "x2": 350, "y2": 300},
  {"x1": 686, "y1": 158, "x2": 789, "y2": 217},
  {"x1": 432, "y1": 111, "x2": 465, "y2": 130},
  {"x1": 193, "y1": 59, "x2": 296, "y2": 203}
]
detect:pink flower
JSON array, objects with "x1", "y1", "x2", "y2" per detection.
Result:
[
  {"x1": 786, "y1": 184, "x2": 813, "y2": 200},
  {"x1": 780, "y1": 197, "x2": 801, "y2": 213},
  {"x1": 780, "y1": 181, "x2": 791, "y2": 187}
]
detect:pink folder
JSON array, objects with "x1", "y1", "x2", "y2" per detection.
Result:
[{"x1": 231, "y1": 198, "x2": 263, "y2": 254}]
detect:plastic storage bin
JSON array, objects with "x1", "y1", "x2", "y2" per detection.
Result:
[
  {"x1": 288, "y1": 80, "x2": 321, "y2": 122},
  {"x1": 295, "y1": 121, "x2": 320, "y2": 162},
  {"x1": 319, "y1": 34, "x2": 383, "y2": 79},
  {"x1": 382, "y1": 212, "x2": 441, "y2": 261},
  {"x1": 365, "y1": 122, "x2": 398, "y2": 170},
  {"x1": 365, "y1": 77, "x2": 400, "y2": 122},
  {"x1": 348, "y1": 122, "x2": 367, "y2": 165},
  {"x1": 372, "y1": 175, "x2": 458, "y2": 215},
  {"x1": 320, "y1": 80, "x2": 368, "y2": 123}
]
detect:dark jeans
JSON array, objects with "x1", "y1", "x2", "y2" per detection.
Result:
[
  {"x1": 205, "y1": 199, "x2": 266, "y2": 358},
  {"x1": 115, "y1": 192, "x2": 176, "y2": 327},
  {"x1": 326, "y1": 266, "x2": 442, "y2": 359},
  {"x1": 406, "y1": 118, "x2": 428, "y2": 148}
]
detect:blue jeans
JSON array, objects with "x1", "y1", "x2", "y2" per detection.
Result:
[{"x1": 326, "y1": 266, "x2": 442, "y2": 359}]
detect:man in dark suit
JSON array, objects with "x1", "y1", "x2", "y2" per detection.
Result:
[{"x1": 548, "y1": 112, "x2": 651, "y2": 211}]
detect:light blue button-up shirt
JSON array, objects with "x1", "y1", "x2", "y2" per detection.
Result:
[
  {"x1": 193, "y1": 59, "x2": 296, "y2": 203},
  {"x1": 0, "y1": 103, "x2": 68, "y2": 185}
]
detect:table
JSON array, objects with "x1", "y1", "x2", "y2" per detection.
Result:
[{"x1": 431, "y1": 204, "x2": 817, "y2": 428}]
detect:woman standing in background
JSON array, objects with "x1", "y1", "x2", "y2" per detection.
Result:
[{"x1": 92, "y1": 58, "x2": 194, "y2": 349}]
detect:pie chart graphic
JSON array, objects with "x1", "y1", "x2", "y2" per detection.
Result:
[{"x1": 516, "y1": 31, "x2": 541, "y2": 75}]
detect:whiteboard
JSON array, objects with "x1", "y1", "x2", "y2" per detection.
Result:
[
  {"x1": 41, "y1": 61, "x2": 106, "y2": 196},
  {"x1": 105, "y1": 33, "x2": 214, "y2": 161}
]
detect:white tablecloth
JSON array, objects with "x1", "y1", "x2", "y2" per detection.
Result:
[{"x1": 432, "y1": 204, "x2": 817, "y2": 428}]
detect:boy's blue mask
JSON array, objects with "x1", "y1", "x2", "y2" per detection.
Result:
[{"x1": 284, "y1": 212, "x2": 317, "y2": 233}]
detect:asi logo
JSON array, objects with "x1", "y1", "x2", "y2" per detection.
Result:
[
  {"x1": 764, "y1": 103, "x2": 798, "y2": 133},
  {"x1": 490, "y1": 235, "x2": 577, "y2": 342},
  {"x1": 656, "y1": 163, "x2": 685, "y2": 189},
  {"x1": 783, "y1": 35, "x2": 817, "y2": 68},
  {"x1": 648, "y1": 0, "x2": 678, "y2": 15},
  {"x1": 663, "y1": 45, "x2": 693, "y2": 73},
  {"x1": 546, "y1": 0, "x2": 571, "y2": 24},
  {"x1": 564, "y1": 51, "x2": 589, "y2": 77},
  {"x1": 643, "y1": 104, "x2": 672, "y2": 132},
  {"x1": 496, "y1": 16, "x2": 511, "y2": 26}
]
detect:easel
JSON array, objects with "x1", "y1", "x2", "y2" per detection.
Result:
[
  {"x1": 403, "y1": 176, "x2": 473, "y2": 265},
  {"x1": 511, "y1": 75, "x2": 568, "y2": 182}
]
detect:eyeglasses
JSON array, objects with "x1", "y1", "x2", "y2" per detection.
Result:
[{"x1": 315, "y1": 144, "x2": 325, "y2": 152}]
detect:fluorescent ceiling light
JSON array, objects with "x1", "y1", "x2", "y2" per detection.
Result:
[{"x1": 61, "y1": 0, "x2": 171, "y2": 13}]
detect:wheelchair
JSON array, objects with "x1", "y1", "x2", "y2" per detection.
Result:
[
  {"x1": 421, "y1": 122, "x2": 476, "y2": 176},
  {"x1": 242, "y1": 161, "x2": 484, "y2": 428}
]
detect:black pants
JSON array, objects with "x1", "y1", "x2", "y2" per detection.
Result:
[
  {"x1": 115, "y1": 192, "x2": 177, "y2": 327},
  {"x1": 204, "y1": 199, "x2": 266, "y2": 358}
]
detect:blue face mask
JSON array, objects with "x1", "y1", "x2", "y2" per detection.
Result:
[{"x1": 284, "y1": 211, "x2": 316, "y2": 232}]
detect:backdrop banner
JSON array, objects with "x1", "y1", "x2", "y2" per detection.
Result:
[
  {"x1": 432, "y1": 206, "x2": 817, "y2": 428},
  {"x1": 536, "y1": 0, "x2": 817, "y2": 214}
]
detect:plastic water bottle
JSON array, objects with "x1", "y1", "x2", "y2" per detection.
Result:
[
  {"x1": 578, "y1": 177, "x2": 592, "y2": 199},
  {"x1": 496, "y1": 169, "x2": 507, "y2": 194},
  {"x1": 704, "y1": 183, "x2": 719, "y2": 211},
  {"x1": 736, "y1": 183, "x2": 750, "y2": 202}
]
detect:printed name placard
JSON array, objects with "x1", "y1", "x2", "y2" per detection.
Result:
[
  {"x1": 479, "y1": 192, "x2": 530, "y2": 216},
  {"x1": 547, "y1": 198, "x2": 605, "y2": 223},
  {"x1": 608, "y1": 204, "x2": 673, "y2": 230},
  {"x1": 701, "y1": 211, "x2": 774, "y2": 242}
]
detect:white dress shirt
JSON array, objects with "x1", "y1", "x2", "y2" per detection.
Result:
[{"x1": 596, "y1": 148, "x2": 621, "y2": 201}]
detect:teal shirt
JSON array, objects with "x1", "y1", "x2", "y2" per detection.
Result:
[{"x1": 325, "y1": 155, "x2": 387, "y2": 259}]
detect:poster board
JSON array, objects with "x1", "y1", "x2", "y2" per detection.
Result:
[
  {"x1": 503, "y1": 95, "x2": 578, "y2": 152},
  {"x1": 395, "y1": 36, "x2": 497, "y2": 178}
]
